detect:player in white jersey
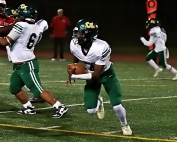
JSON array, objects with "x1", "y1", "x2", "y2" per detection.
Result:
[
  {"x1": 0, "y1": 4, "x2": 68, "y2": 118},
  {"x1": 140, "y1": 18, "x2": 177, "y2": 80},
  {"x1": 67, "y1": 19, "x2": 132, "y2": 135}
]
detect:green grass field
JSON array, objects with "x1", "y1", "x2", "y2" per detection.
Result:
[{"x1": 0, "y1": 57, "x2": 177, "y2": 142}]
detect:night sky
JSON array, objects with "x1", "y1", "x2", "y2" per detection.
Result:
[{"x1": 6, "y1": 0, "x2": 177, "y2": 48}]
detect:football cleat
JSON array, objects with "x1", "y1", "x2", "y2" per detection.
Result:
[
  {"x1": 52, "y1": 105, "x2": 68, "y2": 119},
  {"x1": 51, "y1": 58, "x2": 56, "y2": 61},
  {"x1": 97, "y1": 96, "x2": 105, "y2": 119},
  {"x1": 17, "y1": 106, "x2": 36, "y2": 115},
  {"x1": 173, "y1": 74, "x2": 177, "y2": 80},
  {"x1": 121, "y1": 125, "x2": 132, "y2": 135},
  {"x1": 153, "y1": 68, "x2": 163, "y2": 77}
]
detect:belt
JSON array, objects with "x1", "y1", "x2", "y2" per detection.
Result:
[{"x1": 13, "y1": 58, "x2": 37, "y2": 65}]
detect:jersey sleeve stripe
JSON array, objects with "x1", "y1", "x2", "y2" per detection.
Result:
[
  {"x1": 14, "y1": 25, "x2": 23, "y2": 31},
  {"x1": 13, "y1": 27, "x2": 22, "y2": 33},
  {"x1": 14, "y1": 24, "x2": 23, "y2": 30},
  {"x1": 101, "y1": 48, "x2": 111, "y2": 59}
]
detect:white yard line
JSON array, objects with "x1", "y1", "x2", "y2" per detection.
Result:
[
  {"x1": 0, "y1": 95, "x2": 177, "y2": 114},
  {"x1": 38, "y1": 126, "x2": 61, "y2": 129},
  {"x1": 102, "y1": 130, "x2": 122, "y2": 134}
]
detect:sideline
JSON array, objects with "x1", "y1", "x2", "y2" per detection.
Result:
[{"x1": 0, "y1": 123, "x2": 176, "y2": 142}]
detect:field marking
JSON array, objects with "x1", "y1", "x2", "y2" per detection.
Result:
[
  {"x1": 0, "y1": 95, "x2": 177, "y2": 114},
  {"x1": 102, "y1": 130, "x2": 122, "y2": 134},
  {"x1": 0, "y1": 77, "x2": 173, "y2": 86},
  {"x1": 38, "y1": 126, "x2": 61, "y2": 129},
  {"x1": 0, "y1": 63, "x2": 7, "y2": 65},
  {"x1": 0, "y1": 82, "x2": 176, "y2": 87},
  {"x1": 0, "y1": 123, "x2": 176, "y2": 142}
]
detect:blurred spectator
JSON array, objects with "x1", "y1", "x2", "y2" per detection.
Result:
[{"x1": 50, "y1": 9, "x2": 71, "y2": 61}]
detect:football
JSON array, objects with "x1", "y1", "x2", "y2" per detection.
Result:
[{"x1": 68, "y1": 63, "x2": 88, "y2": 74}]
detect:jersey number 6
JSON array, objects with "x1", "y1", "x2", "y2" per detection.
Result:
[{"x1": 27, "y1": 32, "x2": 42, "y2": 49}]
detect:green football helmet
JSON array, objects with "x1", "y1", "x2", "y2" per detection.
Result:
[
  {"x1": 73, "y1": 18, "x2": 98, "y2": 45},
  {"x1": 16, "y1": 4, "x2": 37, "y2": 22},
  {"x1": 5, "y1": 7, "x2": 17, "y2": 18},
  {"x1": 145, "y1": 18, "x2": 159, "y2": 30}
]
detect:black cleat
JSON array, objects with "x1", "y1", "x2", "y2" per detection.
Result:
[{"x1": 52, "y1": 105, "x2": 68, "y2": 119}]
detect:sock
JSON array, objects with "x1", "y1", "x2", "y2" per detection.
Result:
[
  {"x1": 147, "y1": 59, "x2": 159, "y2": 70},
  {"x1": 113, "y1": 104, "x2": 128, "y2": 126},
  {"x1": 166, "y1": 64, "x2": 177, "y2": 74},
  {"x1": 87, "y1": 100, "x2": 101, "y2": 114},
  {"x1": 23, "y1": 101, "x2": 33, "y2": 108},
  {"x1": 96, "y1": 99, "x2": 101, "y2": 111},
  {"x1": 53, "y1": 101, "x2": 62, "y2": 109}
]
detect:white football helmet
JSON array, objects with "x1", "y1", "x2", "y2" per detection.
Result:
[{"x1": 0, "y1": 0, "x2": 6, "y2": 14}]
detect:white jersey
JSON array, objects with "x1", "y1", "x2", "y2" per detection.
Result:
[
  {"x1": 141, "y1": 26, "x2": 167, "y2": 52},
  {"x1": 70, "y1": 38, "x2": 112, "y2": 73},
  {"x1": 7, "y1": 19, "x2": 48, "y2": 63}
]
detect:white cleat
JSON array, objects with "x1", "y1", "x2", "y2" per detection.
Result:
[
  {"x1": 51, "y1": 58, "x2": 56, "y2": 61},
  {"x1": 97, "y1": 96, "x2": 105, "y2": 119},
  {"x1": 153, "y1": 68, "x2": 163, "y2": 77},
  {"x1": 60, "y1": 59, "x2": 66, "y2": 62},
  {"x1": 121, "y1": 125, "x2": 132, "y2": 135},
  {"x1": 172, "y1": 74, "x2": 177, "y2": 80}
]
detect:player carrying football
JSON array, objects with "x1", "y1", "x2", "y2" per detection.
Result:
[
  {"x1": 0, "y1": 4, "x2": 68, "y2": 118},
  {"x1": 67, "y1": 19, "x2": 132, "y2": 135},
  {"x1": 140, "y1": 18, "x2": 177, "y2": 80}
]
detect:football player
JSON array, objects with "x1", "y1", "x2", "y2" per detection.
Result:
[
  {"x1": 140, "y1": 18, "x2": 177, "y2": 80},
  {"x1": 67, "y1": 19, "x2": 132, "y2": 135},
  {"x1": 0, "y1": 4, "x2": 68, "y2": 118}
]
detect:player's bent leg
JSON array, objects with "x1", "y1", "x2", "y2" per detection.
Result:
[
  {"x1": 86, "y1": 96, "x2": 104, "y2": 119},
  {"x1": 9, "y1": 70, "x2": 36, "y2": 115},
  {"x1": 146, "y1": 50, "x2": 162, "y2": 77},
  {"x1": 21, "y1": 60, "x2": 68, "y2": 118},
  {"x1": 84, "y1": 80, "x2": 103, "y2": 118}
]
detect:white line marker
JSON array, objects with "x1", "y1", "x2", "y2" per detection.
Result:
[
  {"x1": 0, "y1": 95, "x2": 177, "y2": 114},
  {"x1": 38, "y1": 126, "x2": 61, "y2": 129},
  {"x1": 102, "y1": 130, "x2": 121, "y2": 134},
  {"x1": 0, "y1": 63, "x2": 7, "y2": 65}
]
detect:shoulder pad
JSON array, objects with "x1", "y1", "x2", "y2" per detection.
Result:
[
  {"x1": 36, "y1": 19, "x2": 48, "y2": 32},
  {"x1": 150, "y1": 27, "x2": 161, "y2": 37}
]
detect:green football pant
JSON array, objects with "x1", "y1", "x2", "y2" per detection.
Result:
[
  {"x1": 10, "y1": 59, "x2": 44, "y2": 98},
  {"x1": 84, "y1": 64, "x2": 122, "y2": 109},
  {"x1": 146, "y1": 50, "x2": 167, "y2": 68}
]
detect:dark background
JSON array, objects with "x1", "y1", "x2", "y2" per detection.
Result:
[{"x1": 5, "y1": 0, "x2": 177, "y2": 54}]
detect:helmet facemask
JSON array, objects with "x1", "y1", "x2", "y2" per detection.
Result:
[{"x1": 72, "y1": 27, "x2": 90, "y2": 45}]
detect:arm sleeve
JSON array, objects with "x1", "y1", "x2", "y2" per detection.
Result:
[
  {"x1": 95, "y1": 44, "x2": 111, "y2": 65},
  {"x1": 141, "y1": 33, "x2": 157, "y2": 46},
  {"x1": 7, "y1": 23, "x2": 23, "y2": 41}
]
